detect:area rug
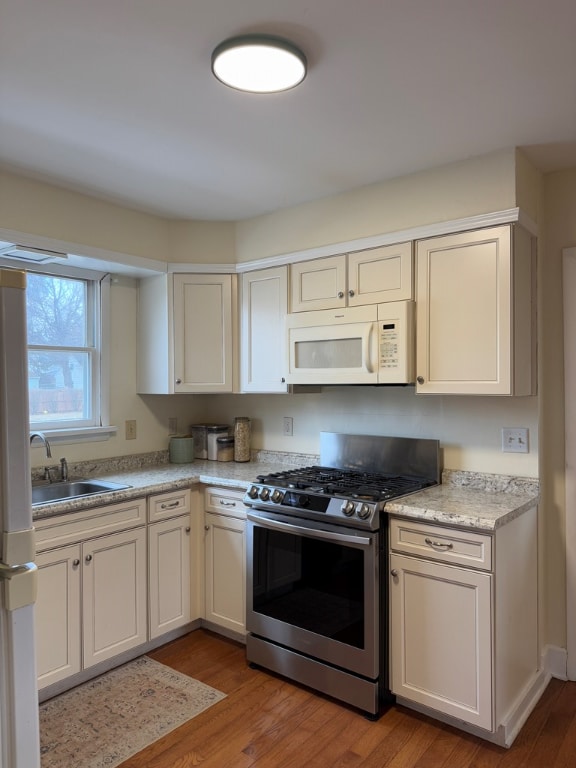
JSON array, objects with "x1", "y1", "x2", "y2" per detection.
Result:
[{"x1": 39, "y1": 656, "x2": 226, "y2": 768}]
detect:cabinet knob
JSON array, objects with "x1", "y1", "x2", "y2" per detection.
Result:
[
  {"x1": 281, "y1": 377, "x2": 285, "y2": 383},
  {"x1": 185, "y1": 526, "x2": 191, "y2": 533},
  {"x1": 417, "y1": 376, "x2": 425, "y2": 385},
  {"x1": 72, "y1": 559, "x2": 80, "y2": 567},
  {"x1": 175, "y1": 378, "x2": 182, "y2": 385},
  {"x1": 337, "y1": 291, "x2": 344, "y2": 299},
  {"x1": 85, "y1": 554, "x2": 93, "y2": 563},
  {"x1": 348, "y1": 289, "x2": 355, "y2": 297},
  {"x1": 204, "y1": 525, "x2": 210, "y2": 531},
  {"x1": 391, "y1": 569, "x2": 399, "y2": 578}
]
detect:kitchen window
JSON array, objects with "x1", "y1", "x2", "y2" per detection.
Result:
[{"x1": 26, "y1": 264, "x2": 112, "y2": 439}]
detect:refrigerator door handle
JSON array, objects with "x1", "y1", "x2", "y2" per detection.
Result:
[
  {"x1": 0, "y1": 528, "x2": 38, "y2": 610},
  {"x1": 0, "y1": 561, "x2": 38, "y2": 610}
]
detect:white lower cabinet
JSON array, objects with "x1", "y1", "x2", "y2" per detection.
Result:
[
  {"x1": 82, "y1": 527, "x2": 147, "y2": 668},
  {"x1": 35, "y1": 498, "x2": 148, "y2": 691},
  {"x1": 389, "y1": 510, "x2": 540, "y2": 745},
  {"x1": 148, "y1": 514, "x2": 192, "y2": 639},
  {"x1": 36, "y1": 526, "x2": 147, "y2": 687},
  {"x1": 204, "y1": 487, "x2": 247, "y2": 636},
  {"x1": 36, "y1": 544, "x2": 82, "y2": 689},
  {"x1": 390, "y1": 551, "x2": 492, "y2": 729}
]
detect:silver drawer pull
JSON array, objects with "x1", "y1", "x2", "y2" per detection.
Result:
[
  {"x1": 425, "y1": 537, "x2": 454, "y2": 551},
  {"x1": 219, "y1": 500, "x2": 236, "y2": 507},
  {"x1": 160, "y1": 501, "x2": 180, "y2": 509}
]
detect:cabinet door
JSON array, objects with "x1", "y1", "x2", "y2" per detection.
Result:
[
  {"x1": 82, "y1": 527, "x2": 147, "y2": 668},
  {"x1": 390, "y1": 552, "x2": 493, "y2": 729},
  {"x1": 149, "y1": 515, "x2": 192, "y2": 639},
  {"x1": 173, "y1": 273, "x2": 234, "y2": 392},
  {"x1": 35, "y1": 544, "x2": 82, "y2": 689},
  {"x1": 348, "y1": 242, "x2": 413, "y2": 306},
  {"x1": 241, "y1": 266, "x2": 288, "y2": 392},
  {"x1": 204, "y1": 512, "x2": 246, "y2": 635},
  {"x1": 290, "y1": 255, "x2": 346, "y2": 312},
  {"x1": 416, "y1": 225, "x2": 534, "y2": 395}
]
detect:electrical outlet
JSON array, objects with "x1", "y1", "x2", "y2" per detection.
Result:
[
  {"x1": 125, "y1": 420, "x2": 137, "y2": 440},
  {"x1": 168, "y1": 417, "x2": 178, "y2": 435},
  {"x1": 502, "y1": 427, "x2": 529, "y2": 453},
  {"x1": 283, "y1": 416, "x2": 293, "y2": 436}
]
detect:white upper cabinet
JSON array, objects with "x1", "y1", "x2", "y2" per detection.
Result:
[
  {"x1": 137, "y1": 273, "x2": 236, "y2": 394},
  {"x1": 290, "y1": 242, "x2": 413, "y2": 312},
  {"x1": 241, "y1": 266, "x2": 288, "y2": 393},
  {"x1": 415, "y1": 225, "x2": 535, "y2": 395}
]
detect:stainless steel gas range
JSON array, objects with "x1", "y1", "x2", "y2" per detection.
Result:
[{"x1": 244, "y1": 432, "x2": 441, "y2": 718}]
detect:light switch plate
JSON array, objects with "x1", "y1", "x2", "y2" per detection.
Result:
[{"x1": 502, "y1": 427, "x2": 529, "y2": 453}]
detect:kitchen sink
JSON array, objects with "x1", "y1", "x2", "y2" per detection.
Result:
[{"x1": 31, "y1": 480, "x2": 131, "y2": 506}]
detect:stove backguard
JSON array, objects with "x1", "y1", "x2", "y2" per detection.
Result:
[{"x1": 319, "y1": 432, "x2": 441, "y2": 485}]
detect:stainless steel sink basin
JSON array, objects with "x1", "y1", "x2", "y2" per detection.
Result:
[{"x1": 32, "y1": 480, "x2": 131, "y2": 506}]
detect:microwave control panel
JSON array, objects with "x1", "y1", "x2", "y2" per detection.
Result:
[{"x1": 378, "y1": 300, "x2": 415, "y2": 383}]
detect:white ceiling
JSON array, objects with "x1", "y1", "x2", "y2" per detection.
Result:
[{"x1": 1, "y1": 0, "x2": 575, "y2": 222}]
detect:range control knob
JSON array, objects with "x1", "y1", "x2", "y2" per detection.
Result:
[
  {"x1": 341, "y1": 500, "x2": 356, "y2": 516},
  {"x1": 259, "y1": 487, "x2": 270, "y2": 501},
  {"x1": 271, "y1": 489, "x2": 284, "y2": 503},
  {"x1": 247, "y1": 485, "x2": 260, "y2": 499},
  {"x1": 357, "y1": 503, "x2": 371, "y2": 520}
]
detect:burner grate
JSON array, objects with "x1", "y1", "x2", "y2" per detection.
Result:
[{"x1": 256, "y1": 466, "x2": 433, "y2": 501}]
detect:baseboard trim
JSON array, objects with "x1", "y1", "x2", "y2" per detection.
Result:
[
  {"x1": 542, "y1": 644, "x2": 568, "y2": 681},
  {"x1": 497, "y1": 668, "x2": 551, "y2": 747},
  {"x1": 395, "y1": 668, "x2": 550, "y2": 748}
]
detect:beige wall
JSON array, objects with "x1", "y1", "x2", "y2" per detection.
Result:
[
  {"x1": 235, "y1": 149, "x2": 517, "y2": 262},
  {"x1": 0, "y1": 169, "x2": 236, "y2": 265},
  {"x1": 539, "y1": 169, "x2": 576, "y2": 649}
]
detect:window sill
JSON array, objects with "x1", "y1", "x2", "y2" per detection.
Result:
[{"x1": 30, "y1": 426, "x2": 118, "y2": 444}]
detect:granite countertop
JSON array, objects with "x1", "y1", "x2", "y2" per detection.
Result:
[
  {"x1": 386, "y1": 475, "x2": 539, "y2": 531},
  {"x1": 31, "y1": 453, "x2": 540, "y2": 531},
  {"x1": 31, "y1": 457, "x2": 302, "y2": 520}
]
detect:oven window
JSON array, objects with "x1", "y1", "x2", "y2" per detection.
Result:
[{"x1": 253, "y1": 527, "x2": 365, "y2": 649}]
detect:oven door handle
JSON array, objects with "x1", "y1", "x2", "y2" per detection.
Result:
[{"x1": 246, "y1": 512, "x2": 373, "y2": 548}]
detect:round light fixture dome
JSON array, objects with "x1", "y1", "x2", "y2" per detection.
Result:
[{"x1": 211, "y1": 34, "x2": 307, "y2": 93}]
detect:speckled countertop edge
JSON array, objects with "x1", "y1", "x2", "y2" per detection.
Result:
[
  {"x1": 31, "y1": 451, "x2": 317, "y2": 520},
  {"x1": 386, "y1": 470, "x2": 540, "y2": 531},
  {"x1": 31, "y1": 451, "x2": 539, "y2": 530}
]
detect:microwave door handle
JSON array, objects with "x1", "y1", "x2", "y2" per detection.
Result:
[
  {"x1": 246, "y1": 512, "x2": 373, "y2": 548},
  {"x1": 363, "y1": 323, "x2": 374, "y2": 374}
]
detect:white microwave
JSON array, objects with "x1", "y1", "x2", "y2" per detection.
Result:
[{"x1": 286, "y1": 301, "x2": 415, "y2": 385}]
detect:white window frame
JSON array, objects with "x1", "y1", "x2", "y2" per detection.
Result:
[{"x1": 21, "y1": 261, "x2": 115, "y2": 444}]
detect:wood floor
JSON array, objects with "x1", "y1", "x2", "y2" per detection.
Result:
[{"x1": 117, "y1": 629, "x2": 576, "y2": 767}]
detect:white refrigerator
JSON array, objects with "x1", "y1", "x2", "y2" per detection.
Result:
[{"x1": 0, "y1": 269, "x2": 41, "y2": 767}]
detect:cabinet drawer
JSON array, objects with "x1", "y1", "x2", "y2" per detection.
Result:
[
  {"x1": 148, "y1": 488, "x2": 191, "y2": 522},
  {"x1": 390, "y1": 518, "x2": 492, "y2": 571},
  {"x1": 204, "y1": 486, "x2": 247, "y2": 519},
  {"x1": 35, "y1": 498, "x2": 146, "y2": 553}
]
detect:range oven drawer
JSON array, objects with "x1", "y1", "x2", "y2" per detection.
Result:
[{"x1": 389, "y1": 517, "x2": 492, "y2": 571}]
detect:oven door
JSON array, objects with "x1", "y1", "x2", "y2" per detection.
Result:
[{"x1": 246, "y1": 509, "x2": 379, "y2": 680}]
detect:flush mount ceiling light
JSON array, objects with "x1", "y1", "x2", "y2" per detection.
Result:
[{"x1": 211, "y1": 34, "x2": 307, "y2": 93}]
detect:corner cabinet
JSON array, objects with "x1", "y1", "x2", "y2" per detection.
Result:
[
  {"x1": 389, "y1": 509, "x2": 540, "y2": 746},
  {"x1": 137, "y1": 272, "x2": 237, "y2": 394},
  {"x1": 290, "y1": 242, "x2": 413, "y2": 312},
  {"x1": 241, "y1": 266, "x2": 288, "y2": 393},
  {"x1": 415, "y1": 225, "x2": 535, "y2": 395}
]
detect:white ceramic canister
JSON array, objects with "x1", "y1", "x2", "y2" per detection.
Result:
[{"x1": 206, "y1": 424, "x2": 229, "y2": 460}]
